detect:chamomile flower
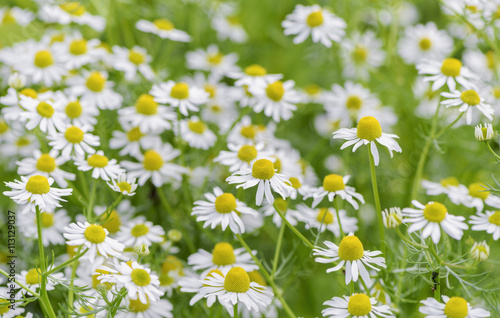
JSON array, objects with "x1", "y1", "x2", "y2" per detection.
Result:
[
  {"x1": 107, "y1": 173, "x2": 138, "y2": 196},
  {"x1": 3, "y1": 175, "x2": 72, "y2": 214},
  {"x1": 136, "y1": 19, "x2": 191, "y2": 42},
  {"x1": 98, "y1": 261, "x2": 163, "y2": 304},
  {"x1": 112, "y1": 46, "x2": 155, "y2": 81},
  {"x1": 214, "y1": 143, "x2": 269, "y2": 172},
  {"x1": 248, "y1": 80, "x2": 301, "y2": 122},
  {"x1": 48, "y1": 125, "x2": 100, "y2": 159},
  {"x1": 313, "y1": 234, "x2": 386, "y2": 285},
  {"x1": 63, "y1": 222, "x2": 124, "y2": 263},
  {"x1": 179, "y1": 270, "x2": 227, "y2": 307},
  {"x1": 211, "y1": 4, "x2": 247, "y2": 43},
  {"x1": 121, "y1": 143, "x2": 188, "y2": 187},
  {"x1": 16, "y1": 149, "x2": 75, "y2": 188},
  {"x1": 179, "y1": 117, "x2": 217, "y2": 150},
  {"x1": 119, "y1": 94, "x2": 176, "y2": 134},
  {"x1": 230, "y1": 64, "x2": 282, "y2": 89},
  {"x1": 19, "y1": 97, "x2": 66, "y2": 135},
  {"x1": 18, "y1": 209, "x2": 70, "y2": 246},
  {"x1": 469, "y1": 210, "x2": 500, "y2": 240},
  {"x1": 227, "y1": 116, "x2": 270, "y2": 145},
  {"x1": 0, "y1": 87, "x2": 38, "y2": 121},
  {"x1": 116, "y1": 216, "x2": 165, "y2": 247},
  {"x1": 193, "y1": 187, "x2": 258, "y2": 234},
  {"x1": 422, "y1": 177, "x2": 461, "y2": 198},
  {"x1": 475, "y1": 123, "x2": 495, "y2": 141},
  {"x1": 68, "y1": 71, "x2": 123, "y2": 110},
  {"x1": 382, "y1": 207, "x2": 403, "y2": 229},
  {"x1": 341, "y1": 31, "x2": 386, "y2": 80},
  {"x1": 109, "y1": 125, "x2": 161, "y2": 158},
  {"x1": 463, "y1": 50, "x2": 498, "y2": 82},
  {"x1": 398, "y1": 22, "x2": 453, "y2": 64},
  {"x1": 305, "y1": 174, "x2": 365, "y2": 209},
  {"x1": 449, "y1": 182, "x2": 500, "y2": 212},
  {"x1": 118, "y1": 298, "x2": 173, "y2": 318},
  {"x1": 0, "y1": 7, "x2": 34, "y2": 26},
  {"x1": 53, "y1": 92, "x2": 99, "y2": 129},
  {"x1": 200, "y1": 266, "x2": 273, "y2": 312},
  {"x1": 188, "y1": 242, "x2": 258, "y2": 276},
  {"x1": 39, "y1": 2, "x2": 105, "y2": 31},
  {"x1": 402, "y1": 200, "x2": 468, "y2": 244},
  {"x1": 282, "y1": 4, "x2": 346, "y2": 47},
  {"x1": 186, "y1": 45, "x2": 239, "y2": 78},
  {"x1": 297, "y1": 204, "x2": 358, "y2": 237},
  {"x1": 322, "y1": 294, "x2": 395, "y2": 318},
  {"x1": 74, "y1": 150, "x2": 124, "y2": 181},
  {"x1": 419, "y1": 296, "x2": 490, "y2": 318},
  {"x1": 16, "y1": 266, "x2": 64, "y2": 296},
  {"x1": 417, "y1": 57, "x2": 476, "y2": 91},
  {"x1": 332, "y1": 116, "x2": 402, "y2": 166},
  {"x1": 441, "y1": 87, "x2": 494, "y2": 125},
  {"x1": 150, "y1": 80, "x2": 209, "y2": 116},
  {"x1": 470, "y1": 240, "x2": 490, "y2": 261},
  {"x1": 226, "y1": 158, "x2": 294, "y2": 206},
  {"x1": 53, "y1": 33, "x2": 101, "y2": 69}
]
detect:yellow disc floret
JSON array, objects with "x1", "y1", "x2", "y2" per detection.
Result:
[
  {"x1": 131, "y1": 268, "x2": 151, "y2": 286},
  {"x1": 36, "y1": 102, "x2": 54, "y2": 118},
  {"x1": 127, "y1": 127, "x2": 144, "y2": 141},
  {"x1": 266, "y1": 81, "x2": 285, "y2": 102},
  {"x1": 129, "y1": 297, "x2": 150, "y2": 312},
  {"x1": 419, "y1": 37, "x2": 432, "y2": 51},
  {"x1": 356, "y1": 116, "x2": 382, "y2": 141},
  {"x1": 441, "y1": 58, "x2": 462, "y2": 77},
  {"x1": 323, "y1": 174, "x2": 345, "y2": 192},
  {"x1": 444, "y1": 297, "x2": 468, "y2": 318},
  {"x1": 117, "y1": 182, "x2": 132, "y2": 193},
  {"x1": 87, "y1": 153, "x2": 109, "y2": 168},
  {"x1": 346, "y1": 95, "x2": 363, "y2": 110},
  {"x1": 153, "y1": 19, "x2": 174, "y2": 31},
  {"x1": 135, "y1": 94, "x2": 158, "y2": 115},
  {"x1": 215, "y1": 193, "x2": 237, "y2": 214},
  {"x1": 223, "y1": 267, "x2": 250, "y2": 293},
  {"x1": 289, "y1": 177, "x2": 302, "y2": 189},
  {"x1": 188, "y1": 120, "x2": 206, "y2": 134},
  {"x1": 468, "y1": 182, "x2": 489, "y2": 200},
  {"x1": 34, "y1": 50, "x2": 54, "y2": 68},
  {"x1": 36, "y1": 154, "x2": 56, "y2": 172},
  {"x1": 440, "y1": 177, "x2": 459, "y2": 188},
  {"x1": 423, "y1": 202, "x2": 447, "y2": 223},
  {"x1": 212, "y1": 242, "x2": 236, "y2": 265},
  {"x1": 170, "y1": 83, "x2": 189, "y2": 99},
  {"x1": 65, "y1": 100, "x2": 83, "y2": 118},
  {"x1": 316, "y1": 208, "x2": 334, "y2": 224},
  {"x1": 244, "y1": 64, "x2": 267, "y2": 76},
  {"x1": 129, "y1": 50, "x2": 145, "y2": 65},
  {"x1": 240, "y1": 125, "x2": 256, "y2": 139},
  {"x1": 306, "y1": 11, "x2": 323, "y2": 27},
  {"x1": 252, "y1": 159, "x2": 275, "y2": 180},
  {"x1": 26, "y1": 175, "x2": 50, "y2": 194},
  {"x1": 143, "y1": 150, "x2": 163, "y2": 171},
  {"x1": 64, "y1": 126, "x2": 84, "y2": 143},
  {"x1": 60, "y1": 2, "x2": 86, "y2": 16},
  {"x1": 460, "y1": 90, "x2": 480, "y2": 106},
  {"x1": 131, "y1": 224, "x2": 149, "y2": 237},
  {"x1": 69, "y1": 39, "x2": 87, "y2": 55},
  {"x1": 488, "y1": 211, "x2": 500, "y2": 226},
  {"x1": 84, "y1": 224, "x2": 106, "y2": 244},
  {"x1": 207, "y1": 52, "x2": 224, "y2": 65},
  {"x1": 25, "y1": 268, "x2": 41, "y2": 285},
  {"x1": 275, "y1": 198, "x2": 288, "y2": 213},
  {"x1": 20, "y1": 88, "x2": 38, "y2": 99},
  {"x1": 347, "y1": 294, "x2": 372, "y2": 316},
  {"x1": 85, "y1": 72, "x2": 106, "y2": 92},
  {"x1": 40, "y1": 212, "x2": 54, "y2": 228},
  {"x1": 338, "y1": 235, "x2": 364, "y2": 261},
  {"x1": 352, "y1": 46, "x2": 368, "y2": 63},
  {"x1": 237, "y1": 145, "x2": 257, "y2": 163},
  {"x1": 100, "y1": 209, "x2": 121, "y2": 233}
]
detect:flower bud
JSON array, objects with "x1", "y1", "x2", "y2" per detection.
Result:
[
  {"x1": 382, "y1": 207, "x2": 402, "y2": 228},
  {"x1": 470, "y1": 240, "x2": 489, "y2": 261},
  {"x1": 167, "y1": 229, "x2": 182, "y2": 242},
  {"x1": 134, "y1": 243, "x2": 150, "y2": 256},
  {"x1": 474, "y1": 123, "x2": 494, "y2": 141},
  {"x1": 8, "y1": 72, "x2": 26, "y2": 89}
]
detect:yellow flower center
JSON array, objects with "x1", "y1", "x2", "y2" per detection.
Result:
[
  {"x1": 215, "y1": 193, "x2": 237, "y2": 213},
  {"x1": 244, "y1": 64, "x2": 267, "y2": 76},
  {"x1": 460, "y1": 90, "x2": 480, "y2": 106},
  {"x1": 440, "y1": 177, "x2": 459, "y2": 187},
  {"x1": 36, "y1": 154, "x2": 56, "y2": 173},
  {"x1": 40, "y1": 212, "x2": 54, "y2": 228},
  {"x1": 25, "y1": 268, "x2": 41, "y2": 285},
  {"x1": 0, "y1": 299, "x2": 10, "y2": 314},
  {"x1": 50, "y1": 33, "x2": 65, "y2": 44},
  {"x1": 16, "y1": 137, "x2": 31, "y2": 147},
  {"x1": 248, "y1": 270, "x2": 266, "y2": 286},
  {"x1": 203, "y1": 269, "x2": 224, "y2": 286},
  {"x1": 26, "y1": 175, "x2": 50, "y2": 194},
  {"x1": 131, "y1": 224, "x2": 150, "y2": 237},
  {"x1": 159, "y1": 272, "x2": 174, "y2": 286},
  {"x1": 85, "y1": 72, "x2": 106, "y2": 92},
  {"x1": 84, "y1": 224, "x2": 106, "y2": 244},
  {"x1": 468, "y1": 182, "x2": 489, "y2": 200},
  {"x1": 338, "y1": 235, "x2": 364, "y2": 261},
  {"x1": 347, "y1": 294, "x2": 372, "y2": 316},
  {"x1": 170, "y1": 82, "x2": 189, "y2": 99},
  {"x1": 226, "y1": 14, "x2": 240, "y2": 25},
  {"x1": 237, "y1": 145, "x2": 257, "y2": 162},
  {"x1": 1, "y1": 10, "x2": 16, "y2": 24},
  {"x1": 129, "y1": 50, "x2": 145, "y2": 65},
  {"x1": 275, "y1": 198, "x2": 288, "y2": 213},
  {"x1": 117, "y1": 182, "x2": 132, "y2": 193},
  {"x1": 223, "y1": 267, "x2": 250, "y2": 293},
  {"x1": 266, "y1": 81, "x2": 285, "y2": 102},
  {"x1": 356, "y1": 116, "x2": 382, "y2": 141},
  {"x1": 486, "y1": 50, "x2": 495, "y2": 69},
  {"x1": 346, "y1": 95, "x2": 363, "y2": 110},
  {"x1": 36, "y1": 102, "x2": 54, "y2": 118},
  {"x1": 65, "y1": 101, "x2": 82, "y2": 118},
  {"x1": 441, "y1": 58, "x2": 462, "y2": 77},
  {"x1": 100, "y1": 209, "x2": 121, "y2": 233},
  {"x1": 162, "y1": 255, "x2": 183, "y2": 273},
  {"x1": 20, "y1": 88, "x2": 38, "y2": 99},
  {"x1": 352, "y1": 45, "x2": 368, "y2": 63},
  {"x1": 87, "y1": 153, "x2": 109, "y2": 168},
  {"x1": 64, "y1": 126, "x2": 84, "y2": 143},
  {"x1": 66, "y1": 245, "x2": 78, "y2": 258},
  {"x1": 34, "y1": 50, "x2": 54, "y2": 68},
  {"x1": 423, "y1": 202, "x2": 447, "y2": 223},
  {"x1": 204, "y1": 84, "x2": 217, "y2": 98},
  {"x1": 252, "y1": 159, "x2": 275, "y2": 180},
  {"x1": 60, "y1": 2, "x2": 86, "y2": 16},
  {"x1": 305, "y1": 84, "x2": 321, "y2": 96},
  {"x1": 210, "y1": 105, "x2": 222, "y2": 112},
  {"x1": 153, "y1": 19, "x2": 174, "y2": 31},
  {"x1": 131, "y1": 269, "x2": 151, "y2": 286},
  {"x1": 207, "y1": 52, "x2": 224, "y2": 65},
  {"x1": 212, "y1": 242, "x2": 236, "y2": 265},
  {"x1": 127, "y1": 127, "x2": 144, "y2": 141},
  {"x1": 444, "y1": 297, "x2": 468, "y2": 318},
  {"x1": 323, "y1": 174, "x2": 345, "y2": 192},
  {"x1": 92, "y1": 269, "x2": 112, "y2": 290},
  {"x1": 272, "y1": 156, "x2": 282, "y2": 173},
  {"x1": 188, "y1": 120, "x2": 206, "y2": 134},
  {"x1": 488, "y1": 211, "x2": 500, "y2": 226},
  {"x1": 240, "y1": 125, "x2": 256, "y2": 139},
  {"x1": 316, "y1": 208, "x2": 334, "y2": 224},
  {"x1": 289, "y1": 177, "x2": 302, "y2": 189},
  {"x1": 143, "y1": 150, "x2": 163, "y2": 171},
  {"x1": 306, "y1": 11, "x2": 324, "y2": 27},
  {"x1": 69, "y1": 39, "x2": 87, "y2": 55},
  {"x1": 0, "y1": 120, "x2": 8, "y2": 134},
  {"x1": 135, "y1": 94, "x2": 158, "y2": 115},
  {"x1": 419, "y1": 37, "x2": 432, "y2": 51}
]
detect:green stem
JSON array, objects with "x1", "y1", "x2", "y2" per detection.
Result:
[
  {"x1": 433, "y1": 112, "x2": 464, "y2": 140},
  {"x1": 45, "y1": 248, "x2": 88, "y2": 276},
  {"x1": 434, "y1": 271, "x2": 440, "y2": 301},
  {"x1": 0, "y1": 268, "x2": 40, "y2": 297},
  {"x1": 86, "y1": 179, "x2": 98, "y2": 221},
  {"x1": 368, "y1": 149, "x2": 385, "y2": 256},
  {"x1": 67, "y1": 247, "x2": 81, "y2": 317},
  {"x1": 272, "y1": 220, "x2": 286, "y2": 279},
  {"x1": 273, "y1": 202, "x2": 314, "y2": 249},
  {"x1": 350, "y1": 281, "x2": 355, "y2": 294},
  {"x1": 334, "y1": 196, "x2": 345, "y2": 238},
  {"x1": 395, "y1": 228, "x2": 428, "y2": 249},
  {"x1": 485, "y1": 142, "x2": 500, "y2": 162},
  {"x1": 234, "y1": 303, "x2": 238, "y2": 318},
  {"x1": 36, "y1": 206, "x2": 56, "y2": 318}
]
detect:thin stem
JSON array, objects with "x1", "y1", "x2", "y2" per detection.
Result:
[
  {"x1": 234, "y1": 303, "x2": 238, "y2": 318},
  {"x1": 395, "y1": 228, "x2": 428, "y2": 249},
  {"x1": 434, "y1": 271, "x2": 441, "y2": 301},
  {"x1": 334, "y1": 195, "x2": 345, "y2": 238},
  {"x1": 0, "y1": 268, "x2": 40, "y2": 297},
  {"x1": 368, "y1": 149, "x2": 385, "y2": 256},
  {"x1": 273, "y1": 202, "x2": 314, "y2": 249},
  {"x1": 86, "y1": 179, "x2": 98, "y2": 221},
  {"x1": 485, "y1": 142, "x2": 500, "y2": 162},
  {"x1": 350, "y1": 281, "x2": 355, "y2": 294},
  {"x1": 272, "y1": 220, "x2": 286, "y2": 279},
  {"x1": 45, "y1": 248, "x2": 88, "y2": 276},
  {"x1": 433, "y1": 112, "x2": 465, "y2": 140},
  {"x1": 67, "y1": 247, "x2": 81, "y2": 317}
]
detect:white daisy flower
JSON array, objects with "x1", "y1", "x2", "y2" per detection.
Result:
[
  {"x1": 53, "y1": 91, "x2": 99, "y2": 129},
  {"x1": 0, "y1": 287, "x2": 26, "y2": 317},
  {"x1": 52, "y1": 33, "x2": 101, "y2": 69},
  {"x1": 226, "y1": 158, "x2": 294, "y2": 206},
  {"x1": 193, "y1": 187, "x2": 258, "y2": 234},
  {"x1": 150, "y1": 80, "x2": 209, "y2": 116},
  {"x1": 98, "y1": 261, "x2": 164, "y2": 304},
  {"x1": 470, "y1": 210, "x2": 500, "y2": 240},
  {"x1": 313, "y1": 234, "x2": 386, "y2": 285},
  {"x1": 188, "y1": 242, "x2": 258, "y2": 276},
  {"x1": 417, "y1": 57, "x2": 477, "y2": 91},
  {"x1": 305, "y1": 174, "x2": 365, "y2": 209},
  {"x1": 229, "y1": 64, "x2": 282, "y2": 89},
  {"x1": 112, "y1": 45, "x2": 155, "y2": 81},
  {"x1": 402, "y1": 200, "x2": 468, "y2": 244},
  {"x1": 136, "y1": 19, "x2": 191, "y2": 42},
  {"x1": 63, "y1": 222, "x2": 124, "y2": 263},
  {"x1": 227, "y1": 116, "x2": 272, "y2": 145},
  {"x1": 3, "y1": 175, "x2": 72, "y2": 214},
  {"x1": 15, "y1": 266, "x2": 64, "y2": 296},
  {"x1": 107, "y1": 173, "x2": 138, "y2": 196},
  {"x1": 448, "y1": 182, "x2": 500, "y2": 212},
  {"x1": 314, "y1": 111, "x2": 350, "y2": 138},
  {"x1": 341, "y1": 31, "x2": 386, "y2": 80},
  {"x1": 214, "y1": 143, "x2": 269, "y2": 172},
  {"x1": 441, "y1": 87, "x2": 494, "y2": 125},
  {"x1": 186, "y1": 45, "x2": 239, "y2": 79},
  {"x1": 1, "y1": 133, "x2": 39, "y2": 159},
  {"x1": 0, "y1": 87, "x2": 43, "y2": 122},
  {"x1": 299, "y1": 83, "x2": 328, "y2": 104},
  {"x1": 463, "y1": 49, "x2": 497, "y2": 82},
  {"x1": 419, "y1": 296, "x2": 490, "y2": 318},
  {"x1": 322, "y1": 293, "x2": 395, "y2": 318},
  {"x1": 18, "y1": 209, "x2": 70, "y2": 246},
  {"x1": 19, "y1": 97, "x2": 66, "y2": 135},
  {"x1": 398, "y1": 22, "x2": 453, "y2": 65},
  {"x1": 382, "y1": 207, "x2": 403, "y2": 229},
  {"x1": 179, "y1": 270, "x2": 228, "y2": 307},
  {"x1": 200, "y1": 266, "x2": 273, "y2": 312},
  {"x1": 0, "y1": 7, "x2": 34, "y2": 26},
  {"x1": 297, "y1": 204, "x2": 359, "y2": 237},
  {"x1": 16, "y1": 149, "x2": 75, "y2": 188},
  {"x1": 48, "y1": 125, "x2": 100, "y2": 159},
  {"x1": 179, "y1": 116, "x2": 217, "y2": 150},
  {"x1": 117, "y1": 298, "x2": 173, "y2": 318},
  {"x1": 121, "y1": 143, "x2": 188, "y2": 187},
  {"x1": 109, "y1": 125, "x2": 162, "y2": 158},
  {"x1": 282, "y1": 4, "x2": 346, "y2": 47},
  {"x1": 67, "y1": 71, "x2": 123, "y2": 110},
  {"x1": 470, "y1": 240, "x2": 490, "y2": 262},
  {"x1": 248, "y1": 80, "x2": 301, "y2": 122},
  {"x1": 116, "y1": 216, "x2": 165, "y2": 247},
  {"x1": 332, "y1": 116, "x2": 402, "y2": 166},
  {"x1": 74, "y1": 150, "x2": 124, "y2": 181},
  {"x1": 421, "y1": 177, "x2": 461, "y2": 197},
  {"x1": 475, "y1": 123, "x2": 495, "y2": 141},
  {"x1": 39, "y1": 2, "x2": 105, "y2": 31},
  {"x1": 211, "y1": 4, "x2": 247, "y2": 43}
]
